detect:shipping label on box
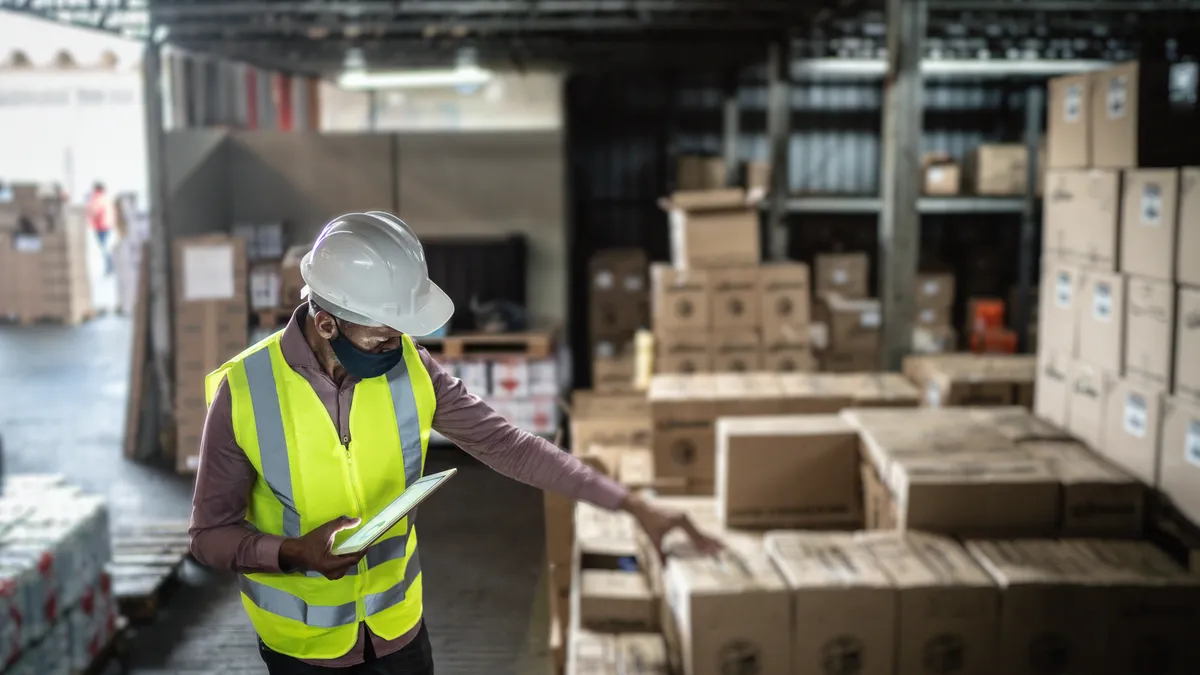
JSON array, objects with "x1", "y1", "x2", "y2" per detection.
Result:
[
  {"x1": 1038, "y1": 263, "x2": 1082, "y2": 359},
  {"x1": 916, "y1": 273, "x2": 955, "y2": 310},
  {"x1": 1159, "y1": 397, "x2": 1200, "y2": 528},
  {"x1": 1120, "y1": 169, "x2": 1180, "y2": 281},
  {"x1": 1124, "y1": 277, "x2": 1175, "y2": 390},
  {"x1": 248, "y1": 263, "x2": 282, "y2": 310},
  {"x1": 1102, "y1": 378, "x2": 1165, "y2": 486},
  {"x1": 1077, "y1": 270, "x2": 1124, "y2": 373},
  {"x1": 708, "y1": 267, "x2": 760, "y2": 330},
  {"x1": 489, "y1": 359, "x2": 530, "y2": 399},
  {"x1": 1048, "y1": 74, "x2": 1092, "y2": 168},
  {"x1": 650, "y1": 264, "x2": 710, "y2": 332}
]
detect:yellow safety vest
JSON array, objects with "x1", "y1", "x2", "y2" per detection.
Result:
[{"x1": 205, "y1": 331, "x2": 435, "y2": 660}]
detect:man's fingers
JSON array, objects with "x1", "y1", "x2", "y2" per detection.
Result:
[{"x1": 332, "y1": 516, "x2": 362, "y2": 532}]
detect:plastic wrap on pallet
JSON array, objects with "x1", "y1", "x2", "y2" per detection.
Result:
[{"x1": 0, "y1": 475, "x2": 116, "y2": 674}]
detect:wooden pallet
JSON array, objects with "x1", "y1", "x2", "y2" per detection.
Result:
[
  {"x1": 1149, "y1": 503, "x2": 1200, "y2": 576},
  {"x1": 417, "y1": 331, "x2": 555, "y2": 359},
  {"x1": 106, "y1": 521, "x2": 192, "y2": 622}
]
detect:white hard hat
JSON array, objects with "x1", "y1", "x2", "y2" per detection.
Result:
[{"x1": 300, "y1": 211, "x2": 454, "y2": 336}]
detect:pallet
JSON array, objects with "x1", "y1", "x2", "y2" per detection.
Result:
[
  {"x1": 417, "y1": 331, "x2": 555, "y2": 359},
  {"x1": 106, "y1": 521, "x2": 192, "y2": 622},
  {"x1": 77, "y1": 616, "x2": 130, "y2": 675},
  {"x1": 1149, "y1": 503, "x2": 1200, "y2": 576}
]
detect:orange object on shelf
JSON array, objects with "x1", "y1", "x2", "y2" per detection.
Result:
[
  {"x1": 967, "y1": 297, "x2": 1007, "y2": 334},
  {"x1": 969, "y1": 327, "x2": 1018, "y2": 354}
]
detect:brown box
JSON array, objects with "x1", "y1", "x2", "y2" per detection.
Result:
[
  {"x1": 1124, "y1": 276, "x2": 1175, "y2": 390},
  {"x1": 857, "y1": 532, "x2": 999, "y2": 675},
  {"x1": 1180, "y1": 168, "x2": 1200, "y2": 287},
  {"x1": 676, "y1": 155, "x2": 727, "y2": 191},
  {"x1": 714, "y1": 415, "x2": 862, "y2": 529},
  {"x1": 851, "y1": 373, "x2": 922, "y2": 408},
  {"x1": 567, "y1": 628, "x2": 615, "y2": 675},
  {"x1": 590, "y1": 249, "x2": 650, "y2": 335},
  {"x1": 819, "y1": 349, "x2": 877, "y2": 373},
  {"x1": 1034, "y1": 350, "x2": 1072, "y2": 429},
  {"x1": 861, "y1": 462, "x2": 897, "y2": 530},
  {"x1": 708, "y1": 267, "x2": 760, "y2": 329},
  {"x1": 1037, "y1": 262, "x2": 1082, "y2": 358},
  {"x1": 648, "y1": 376, "x2": 717, "y2": 484},
  {"x1": 545, "y1": 492, "x2": 574, "y2": 568},
  {"x1": 966, "y1": 144, "x2": 1028, "y2": 195},
  {"x1": 650, "y1": 264, "x2": 709, "y2": 332},
  {"x1": 915, "y1": 272, "x2": 955, "y2": 309},
  {"x1": 822, "y1": 292, "x2": 881, "y2": 353},
  {"x1": 1066, "y1": 361, "x2": 1115, "y2": 452},
  {"x1": 759, "y1": 262, "x2": 810, "y2": 346},
  {"x1": 761, "y1": 344, "x2": 814, "y2": 373},
  {"x1": 1023, "y1": 440, "x2": 1145, "y2": 537},
  {"x1": 592, "y1": 351, "x2": 636, "y2": 394},
  {"x1": 1044, "y1": 169, "x2": 1121, "y2": 270},
  {"x1": 710, "y1": 329, "x2": 761, "y2": 373},
  {"x1": 814, "y1": 252, "x2": 869, "y2": 298},
  {"x1": 656, "y1": 331, "x2": 712, "y2": 374},
  {"x1": 1102, "y1": 378, "x2": 1165, "y2": 486},
  {"x1": 914, "y1": 305, "x2": 951, "y2": 327},
  {"x1": 578, "y1": 570, "x2": 657, "y2": 632},
  {"x1": 1159, "y1": 397, "x2": 1200, "y2": 527},
  {"x1": 1047, "y1": 73, "x2": 1092, "y2": 168},
  {"x1": 744, "y1": 161, "x2": 771, "y2": 196},
  {"x1": 664, "y1": 190, "x2": 760, "y2": 269},
  {"x1": 765, "y1": 532, "x2": 897, "y2": 675},
  {"x1": 1091, "y1": 61, "x2": 1200, "y2": 169},
  {"x1": 617, "y1": 634, "x2": 669, "y2": 674},
  {"x1": 662, "y1": 549, "x2": 791, "y2": 675},
  {"x1": 1176, "y1": 286, "x2": 1200, "y2": 405},
  {"x1": 923, "y1": 156, "x2": 961, "y2": 196},
  {"x1": 570, "y1": 391, "x2": 652, "y2": 455},
  {"x1": 1077, "y1": 270, "x2": 1125, "y2": 373},
  {"x1": 280, "y1": 244, "x2": 308, "y2": 307},
  {"x1": 1120, "y1": 169, "x2": 1180, "y2": 281}
]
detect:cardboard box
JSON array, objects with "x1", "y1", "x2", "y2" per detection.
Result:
[
  {"x1": 1091, "y1": 61, "x2": 1200, "y2": 169},
  {"x1": 662, "y1": 549, "x2": 791, "y2": 675},
  {"x1": 570, "y1": 392, "x2": 652, "y2": 455},
  {"x1": 676, "y1": 155, "x2": 727, "y2": 191},
  {"x1": 1037, "y1": 262, "x2": 1082, "y2": 358},
  {"x1": 815, "y1": 252, "x2": 869, "y2": 298},
  {"x1": 1175, "y1": 286, "x2": 1200, "y2": 405},
  {"x1": 918, "y1": 355, "x2": 1036, "y2": 408},
  {"x1": 761, "y1": 344, "x2": 814, "y2": 373},
  {"x1": 1066, "y1": 361, "x2": 1114, "y2": 452},
  {"x1": 1179, "y1": 167, "x2": 1200, "y2": 287},
  {"x1": 248, "y1": 262, "x2": 282, "y2": 310},
  {"x1": 710, "y1": 329, "x2": 761, "y2": 373},
  {"x1": 575, "y1": 502, "x2": 639, "y2": 564},
  {"x1": 861, "y1": 462, "x2": 897, "y2": 530},
  {"x1": 545, "y1": 492, "x2": 574, "y2": 568},
  {"x1": 966, "y1": 144, "x2": 1028, "y2": 195},
  {"x1": 1047, "y1": 73, "x2": 1092, "y2": 168},
  {"x1": 1124, "y1": 276, "x2": 1175, "y2": 390},
  {"x1": 617, "y1": 634, "x2": 669, "y2": 675},
  {"x1": 567, "y1": 628, "x2": 616, "y2": 675},
  {"x1": 1077, "y1": 270, "x2": 1125, "y2": 373},
  {"x1": 759, "y1": 262, "x2": 810, "y2": 346},
  {"x1": 764, "y1": 532, "x2": 897, "y2": 675},
  {"x1": 851, "y1": 373, "x2": 922, "y2": 408},
  {"x1": 915, "y1": 272, "x2": 955, "y2": 309},
  {"x1": 1044, "y1": 169, "x2": 1121, "y2": 270},
  {"x1": 1034, "y1": 350, "x2": 1072, "y2": 429},
  {"x1": 648, "y1": 376, "x2": 717, "y2": 484},
  {"x1": 923, "y1": 157, "x2": 961, "y2": 196},
  {"x1": 656, "y1": 331, "x2": 712, "y2": 374},
  {"x1": 650, "y1": 264, "x2": 710, "y2": 332},
  {"x1": 578, "y1": 570, "x2": 657, "y2": 632},
  {"x1": 592, "y1": 336, "x2": 636, "y2": 393},
  {"x1": 1102, "y1": 378, "x2": 1165, "y2": 486},
  {"x1": 1159, "y1": 397, "x2": 1200, "y2": 527},
  {"x1": 1120, "y1": 169, "x2": 1180, "y2": 280},
  {"x1": 822, "y1": 293, "x2": 881, "y2": 353},
  {"x1": 913, "y1": 305, "x2": 951, "y2": 327},
  {"x1": 279, "y1": 244, "x2": 308, "y2": 307},
  {"x1": 857, "y1": 532, "x2": 999, "y2": 675},
  {"x1": 663, "y1": 190, "x2": 760, "y2": 270},
  {"x1": 590, "y1": 249, "x2": 649, "y2": 335},
  {"x1": 966, "y1": 540, "x2": 1110, "y2": 675},
  {"x1": 1023, "y1": 440, "x2": 1145, "y2": 537},
  {"x1": 744, "y1": 161, "x2": 771, "y2": 197},
  {"x1": 819, "y1": 349, "x2": 877, "y2": 373},
  {"x1": 714, "y1": 415, "x2": 862, "y2": 529},
  {"x1": 232, "y1": 221, "x2": 285, "y2": 260},
  {"x1": 708, "y1": 267, "x2": 760, "y2": 329}
]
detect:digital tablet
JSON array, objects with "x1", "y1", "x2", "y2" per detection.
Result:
[{"x1": 332, "y1": 468, "x2": 457, "y2": 556}]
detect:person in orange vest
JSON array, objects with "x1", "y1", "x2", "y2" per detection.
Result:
[{"x1": 86, "y1": 182, "x2": 114, "y2": 276}]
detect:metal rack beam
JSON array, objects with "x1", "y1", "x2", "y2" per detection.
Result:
[
  {"x1": 779, "y1": 196, "x2": 1029, "y2": 214},
  {"x1": 791, "y1": 58, "x2": 1110, "y2": 79}
]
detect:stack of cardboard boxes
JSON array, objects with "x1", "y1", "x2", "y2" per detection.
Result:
[
  {"x1": 172, "y1": 234, "x2": 249, "y2": 473},
  {"x1": 1038, "y1": 62, "x2": 1200, "y2": 530},
  {"x1": 903, "y1": 353, "x2": 1036, "y2": 408},
  {"x1": 0, "y1": 185, "x2": 92, "y2": 324},
  {"x1": 652, "y1": 190, "x2": 812, "y2": 374},
  {"x1": 588, "y1": 249, "x2": 649, "y2": 392},
  {"x1": 912, "y1": 272, "x2": 957, "y2": 353},
  {"x1": 811, "y1": 252, "x2": 879, "y2": 371}
]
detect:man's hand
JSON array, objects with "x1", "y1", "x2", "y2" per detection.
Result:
[
  {"x1": 279, "y1": 516, "x2": 366, "y2": 580},
  {"x1": 621, "y1": 493, "x2": 722, "y2": 561}
]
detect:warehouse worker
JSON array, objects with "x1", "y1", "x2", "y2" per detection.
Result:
[{"x1": 189, "y1": 211, "x2": 720, "y2": 675}]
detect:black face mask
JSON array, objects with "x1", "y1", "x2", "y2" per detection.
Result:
[{"x1": 328, "y1": 321, "x2": 405, "y2": 379}]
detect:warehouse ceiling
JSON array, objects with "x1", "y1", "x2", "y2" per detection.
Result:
[{"x1": 2, "y1": 0, "x2": 1199, "y2": 74}]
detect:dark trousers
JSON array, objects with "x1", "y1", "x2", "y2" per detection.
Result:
[
  {"x1": 94, "y1": 229, "x2": 112, "y2": 275},
  {"x1": 259, "y1": 622, "x2": 434, "y2": 675}
]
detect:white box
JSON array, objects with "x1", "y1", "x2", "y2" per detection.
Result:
[
  {"x1": 490, "y1": 359, "x2": 531, "y2": 399},
  {"x1": 455, "y1": 361, "x2": 490, "y2": 397},
  {"x1": 528, "y1": 359, "x2": 559, "y2": 397},
  {"x1": 527, "y1": 398, "x2": 558, "y2": 436},
  {"x1": 249, "y1": 265, "x2": 282, "y2": 310}
]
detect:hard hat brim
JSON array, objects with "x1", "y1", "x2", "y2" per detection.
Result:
[{"x1": 302, "y1": 280, "x2": 455, "y2": 337}]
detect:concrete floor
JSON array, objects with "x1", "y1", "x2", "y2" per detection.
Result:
[{"x1": 0, "y1": 315, "x2": 553, "y2": 675}]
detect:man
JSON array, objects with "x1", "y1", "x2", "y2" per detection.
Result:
[
  {"x1": 86, "y1": 182, "x2": 113, "y2": 275},
  {"x1": 190, "y1": 211, "x2": 719, "y2": 675}
]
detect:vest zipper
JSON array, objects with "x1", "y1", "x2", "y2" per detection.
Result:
[{"x1": 342, "y1": 435, "x2": 368, "y2": 621}]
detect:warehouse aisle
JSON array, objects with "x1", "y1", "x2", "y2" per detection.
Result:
[{"x1": 0, "y1": 319, "x2": 552, "y2": 675}]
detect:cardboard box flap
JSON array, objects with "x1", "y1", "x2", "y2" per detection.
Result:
[
  {"x1": 764, "y1": 532, "x2": 893, "y2": 588},
  {"x1": 576, "y1": 502, "x2": 639, "y2": 557},
  {"x1": 572, "y1": 390, "x2": 649, "y2": 418},
  {"x1": 858, "y1": 532, "x2": 994, "y2": 588},
  {"x1": 715, "y1": 413, "x2": 853, "y2": 438},
  {"x1": 662, "y1": 188, "x2": 751, "y2": 212},
  {"x1": 893, "y1": 456, "x2": 1058, "y2": 488},
  {"x1": 666, "y1": 549, "x2": 787, "y2": 595},
  {"x1": 1021, "y1": 440, "x2": 1137, "y2": 484},
  {"x1": 965, "y1": 540, "x2": 1073, "y2": 586},
  {"x1": 965, "y1": 406, "x2": 1071, "y2": 441},
  {"x1": 617, "y1": 634, "x2": 669, "y2": 674}
]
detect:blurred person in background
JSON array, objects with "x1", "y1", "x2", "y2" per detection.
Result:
[
  {"x1": 189, "y1": 211, "x2": 722, "y2": 675},
  {"x1": 86, "y1": 181, "x2": 114, "y2": 276}
]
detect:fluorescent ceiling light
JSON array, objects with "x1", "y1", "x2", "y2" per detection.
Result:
[{"x1": 338, "y1": 65, "x2": 492, "y2": 90}]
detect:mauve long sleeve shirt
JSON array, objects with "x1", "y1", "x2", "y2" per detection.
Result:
[{"x1": 188, "y1": 305, "x2": 628, "y2": 667}]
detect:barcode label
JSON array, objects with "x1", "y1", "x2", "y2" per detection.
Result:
[
  {"x1": 1141, "y1": 184, "x2": 1163, "y2": 226},
  {"x1": 832, "y1": 269, "x2": 849, "y2": 285},
  {"x1": 1055, "y1": 272, "x2": 1072, "y2": 308},
  {"x1": 594, "y1": 271, "x2": 614, "y2": 290},
  {"x1": 861, "y1": 311, "x2": 881, "y2": 328},
  {"x1": 926, "y1": 382, "x2": 943, "y2": 408},
  {"x1": 14, "y1": 235, "x2": 41, "y2": 252},
  {"x1": 923, "y1": 280, "x2": 940, "y2": 296},
  {"x1": 1186, "y1": 420, "x2": 1200, "y2": 468},
  {"x1": 622, "y1": 275, "x2": 644, "y2": 292},
  {"x1": 1093, "y1": 282, "x2": 1113, "y2": 322},
  {"x1": 1123, "y1": 394, "x2": 1147, "y2": 439},
  {"x1": 1064, "y1": 83, "x2": 1083, "y2": 122},
  {"x1": 1107, "y1": 76, "x2": 1128, "y2": 119},
  {"x1": 1169, "y1": 62, "x2": 1198, "y2": 106}
]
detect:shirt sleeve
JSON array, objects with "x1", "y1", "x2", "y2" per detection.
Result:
[
  {"x1": 189, "y1": 379, "x2": 288, "y2": 574},
  {"x1": 422, "y1": 348, "x2": 629, "y2": 511}
]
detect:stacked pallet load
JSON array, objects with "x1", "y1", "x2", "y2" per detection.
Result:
[
  {"x1": 588, "y1": 249, "x2": 649, "y2": 392},
  {"x1": 912, "y1": 272, "x2": 958, "y2": 353},
  {"x1": 652, "y1": 189, "x2": 812, "y2": 375},
  {"x1": 0, "y1": 185, "x2": 92, "y2": 325},
  {"x1": 233, "y1": 221, "x2": 291, "y2": 340},
  {"x1": 1, "y1": 475, "x2": 120, "y2": 675},
  {"x1": 1039, "y1": 63, "x2": 1200, "y2": 538},
  {"x1": 810, "y1": 252, "x2": 879, "y2": 371},
  {"x1": 903, "y1": 353, "x2": 1036, "y2": 408}
]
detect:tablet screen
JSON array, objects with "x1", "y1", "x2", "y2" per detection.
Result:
[{"x1": 332, "y1": 468, "x2": 456, "y2": 555}]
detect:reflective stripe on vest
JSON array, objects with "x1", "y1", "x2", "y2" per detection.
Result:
[
  {"x1": 239, "y1": 549, "x2": 423, "y2": 628},
  {"x1": 239, "y1": 346, "x2": 423, "y2": 603}
]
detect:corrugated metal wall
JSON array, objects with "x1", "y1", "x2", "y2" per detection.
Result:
[{"x1": 566, "y1": 71, "x2": 1035, "y2": 386}]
